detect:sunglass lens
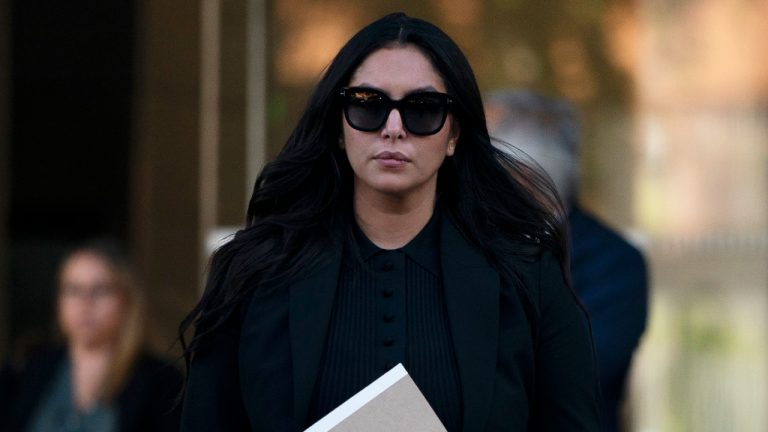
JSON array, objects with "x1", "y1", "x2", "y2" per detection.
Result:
[
  {"x1": 346, "y1": 91, "x2": 388, "y2": 131},
  {"x1": 401, "y1": 95, "x2": 447, "y2": 135}
]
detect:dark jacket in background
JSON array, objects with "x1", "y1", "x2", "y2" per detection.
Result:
[
  {"x1": 570, "y1": 205, "x2": 649, "y2": 432},
  {"x1": 1, "y1": 347, "x2": 182, "y2": 432}
]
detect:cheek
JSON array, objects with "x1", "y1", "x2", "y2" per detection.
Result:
[
  {"x1": 421, "y1": 135, "x2": 452, "y2": 168},
  {"x1": 341, "y1": 128, "x2": 367, "y2": 168},
  {"x1": 58, "y1": 299, "x2": 78, "y2": 332},
  {"x1": 97, "y1": 299, "x2": 125, "y2": 327}
]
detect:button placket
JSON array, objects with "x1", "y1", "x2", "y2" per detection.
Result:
[{"x1": 376, "y1": 251, "x2": 406, "y2": 371}]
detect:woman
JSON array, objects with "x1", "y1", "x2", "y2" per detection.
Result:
[
  {"x1": 6, "y1": 240, "x2": 182, "y2": 431},
  {"x1": 180, "y1": 13, "x2": 600, "y2": 431}
]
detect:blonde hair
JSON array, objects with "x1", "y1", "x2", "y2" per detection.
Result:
[{"x1": 58, "y1": 239, "x2": 146, "y2": 402}]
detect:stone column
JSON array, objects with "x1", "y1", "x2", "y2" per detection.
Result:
[
  {"x1": 132, "y1": 0, "x2": 203, "y2": 351},
  {"x1": 132, "y1": 0, "x2": 268, "y2": 352}
]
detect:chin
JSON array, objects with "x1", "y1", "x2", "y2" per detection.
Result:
[
  {"x1": 68, "y1": 328, "x2": 108, "y2": 346},
  {"x1": 80, "y1": 336, "x2": 114, "y2": 349},
  {"x1": 356, "y1": 171, "x2": 435, "y2": 199},
  {"x1": 378, "y1": 172, "x2": 426, "y2": 190},
  {"x1": 370, "y1": 182, "x2": 415, "y2": 197}
]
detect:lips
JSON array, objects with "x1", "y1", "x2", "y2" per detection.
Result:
[{"x1": 374, "y1": 151, "x2": 410, "y2": 162}]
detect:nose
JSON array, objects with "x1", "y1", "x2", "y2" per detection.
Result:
[{"x1": 380, "y1": 107, "x2": 406, "y2": 140}]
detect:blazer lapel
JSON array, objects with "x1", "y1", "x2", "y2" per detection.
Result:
[
  {"x1": 289, "y1": 247, "x2": 343, "y2": 431},
  {"x1": 441, "y1": 215, "x2": 500, "y2": 432}
]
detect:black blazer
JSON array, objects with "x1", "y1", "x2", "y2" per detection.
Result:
[
  {"x1": 2, "y1": 347, "x2": 182, "y2": 432},
  {"x1": 181, "y1": 214, "x2": 600, "y2": 431}
]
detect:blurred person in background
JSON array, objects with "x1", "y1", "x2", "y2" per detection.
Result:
[
  {"x1": 485, "y1": 89, "x2": 648, "y2": 432},
  {"x1": 0, "y1": 239, "x2": 181, "y2": 432}
]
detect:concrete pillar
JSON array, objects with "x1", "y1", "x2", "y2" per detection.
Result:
[
  {"x1": 213, "y1": 0, "x2": 268, "y2": 227},
  {"x1": 132, "y1": 0, "x2": 268, "y2": 351},
  {"x1": 244, "y1": 0, "x2": 269, "y2": 207},
  {"x1": 132, "y1": 0, "x2": 203, "y2": 351},
  {"x1": 202, "y1": 0, "x2": 269, "y2": 253}
]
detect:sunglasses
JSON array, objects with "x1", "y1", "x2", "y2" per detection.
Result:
[{"x1": 340, "y1": 87, "x2": 453, "y2": 136}]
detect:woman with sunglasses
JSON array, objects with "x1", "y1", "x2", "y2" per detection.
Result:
[{"x1": 180, "y1": 13, "x2": 600, "y2": 432}]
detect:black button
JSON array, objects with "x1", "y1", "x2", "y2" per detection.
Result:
[
  {"x1": 382, "y1": 260, "x2": 394, "y2": 271},
  {"x1": 382, "y1": 288, "x2": 394, "y2": 298},
  {"x1": 382, "y1": 314, "x2": 395, "y2": 323},
  {"x1": 383, "y1": 337, "x2": 394, "y2": 347}
]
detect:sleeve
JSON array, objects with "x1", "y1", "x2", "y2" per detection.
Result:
[
  {"x1": 530, "y1": 250, "x2": 602, "y2": 431},
  {"x1": 180, "y1": 312, "x2": 250, "y2": 432}
]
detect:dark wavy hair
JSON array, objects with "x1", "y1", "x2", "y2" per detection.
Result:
[{"x1": 179, "y1": 12, "x2": 568, "y2": 367}]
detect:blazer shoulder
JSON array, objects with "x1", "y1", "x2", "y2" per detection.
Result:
[{"x1": 3, "y1": 346, "x2": 66, "y2": 432}]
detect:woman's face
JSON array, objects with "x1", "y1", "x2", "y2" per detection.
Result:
[
  {"x1": 58, "y1": 252, "x2": 126, "y2": 349},
  {"x1": 341, "y1": 45, "x2": 458, "y2": 200}
]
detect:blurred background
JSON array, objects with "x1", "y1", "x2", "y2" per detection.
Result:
[{"x1": 1, "y1": 0, "x2": 766, "y2": 430}]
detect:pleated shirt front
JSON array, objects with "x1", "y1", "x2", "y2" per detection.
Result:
[{"x1": 309, "y1": 213, "x2": 463, "y2": 431}]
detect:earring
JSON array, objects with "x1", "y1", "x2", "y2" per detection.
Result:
[{"x1": 338, "y1": 136, "x2": 345, "y2": 149}]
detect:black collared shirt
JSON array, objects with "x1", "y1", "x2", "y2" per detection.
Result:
[{"x1": 309, "y1": 212, "x2": 463, "y2": 431}]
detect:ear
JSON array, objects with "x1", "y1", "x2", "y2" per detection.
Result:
[
  {"x1": 446, "y1": 119, "x2": 460, "y2": 156},
  {"x1": 446, "y1": 137, "x2": 457, "y2": 157}
]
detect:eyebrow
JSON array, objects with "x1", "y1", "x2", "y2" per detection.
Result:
[{"x1": 353, "y1": 83, "x2": 441, "y2": 96}]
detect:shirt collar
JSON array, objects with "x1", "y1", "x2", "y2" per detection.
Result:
[
  {"x1": 400, "y1": 211, "x2": 441, "y2": 276},
  {"x1": 346, "y1": 209, "x2": 442, "y2": 276}
]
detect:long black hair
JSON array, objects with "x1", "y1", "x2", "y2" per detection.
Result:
[{"x1": 179, "y1": 12, "x2": 568, "y2": 366}]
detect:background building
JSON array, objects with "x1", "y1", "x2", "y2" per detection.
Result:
[{"x1": 1, "y1": 1, "x2": 766, "y2": 430}]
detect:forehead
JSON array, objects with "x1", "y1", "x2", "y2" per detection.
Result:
[
  {"x1": 61, "y1": 252, "x2": 112, "y2": 280},
  {"x1": 349, "y1": 45, "x2": 446, "y2": 95}
]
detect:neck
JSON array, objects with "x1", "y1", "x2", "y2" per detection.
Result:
[
  {"x1": 354, "y1": 186, "x2": 436, "y2": 250},
  {"x1": 69, "y1": 342, "x2": 114, "y2": 411}
]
